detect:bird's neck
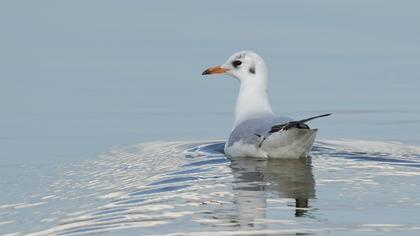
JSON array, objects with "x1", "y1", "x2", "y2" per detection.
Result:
[{"x1": 233, "y1": 78, "x2": 273, "y2": 127}]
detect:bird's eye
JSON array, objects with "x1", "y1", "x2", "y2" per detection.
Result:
[{"x1": 232, "y1": 60, "x2": 242, "y2": 68}]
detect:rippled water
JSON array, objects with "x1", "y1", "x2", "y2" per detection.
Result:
[{"x1": 2, "y1": 140, "x2": 420, "y2": 235}]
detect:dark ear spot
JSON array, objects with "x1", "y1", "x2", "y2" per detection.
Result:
[{"x1": 249, "y1": 66, "x2": 255, "y2": 74}]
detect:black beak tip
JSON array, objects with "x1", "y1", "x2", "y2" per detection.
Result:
[{"x1": 202, "y1": 69, "x2": 210, "y2": 75}]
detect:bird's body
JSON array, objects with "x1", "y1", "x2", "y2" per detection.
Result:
[
  {"x1": 225, "y1": 116, "x2": 317, "y2": 159},
  {"x1": 202, "y1": 51, "x2": 330, "y2": 159}
]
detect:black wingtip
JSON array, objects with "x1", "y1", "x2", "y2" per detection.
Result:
[
  {"x1": 296, "y1": 113, "x2": 333, "y2": 124},
  {"x1": 267, "y1": 113, "x2": 332, "y2": 134},
  {"x1": 321, "y1": 113, "x2": 332, "y2": 117}
]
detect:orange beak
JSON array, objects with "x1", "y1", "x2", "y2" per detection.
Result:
[{"x1": 202, "y1": 66, "x2": 229, "y2": 75}]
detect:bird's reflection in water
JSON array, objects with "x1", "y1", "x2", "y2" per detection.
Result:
[{"x1": 229, "y1": 156, "x2": 315, "y2": 228}]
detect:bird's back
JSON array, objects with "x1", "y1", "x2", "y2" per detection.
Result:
[{"x1": 225, "y1": 116, "x2": 293, "y2": 158}]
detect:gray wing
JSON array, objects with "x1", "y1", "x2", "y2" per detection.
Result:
[
  {"x1": 256, "y1": 113, "x2": 332, "y2": 147},
  {"x1": 227, "y1": 113, "x2": 332, "y2": 148},
  {"x1": 227, "y1": 116, "x2": 293, "y2": 147}
]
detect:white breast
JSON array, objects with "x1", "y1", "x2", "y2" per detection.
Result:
[{"x1": 224, "y1": 140, "x2": 268, "y2": 159}]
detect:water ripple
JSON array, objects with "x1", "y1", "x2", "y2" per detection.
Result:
[{"x1": 3, "y1": 140, "x2": 420, "y2": 236}]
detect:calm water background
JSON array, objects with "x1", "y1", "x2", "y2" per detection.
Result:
[{"x1": 1, "y1": 0, "x2": 420, "y2": 235}]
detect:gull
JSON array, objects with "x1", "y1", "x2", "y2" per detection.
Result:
[{"x1": 202, "y1": 51, "x2": 331, "y2": 159}]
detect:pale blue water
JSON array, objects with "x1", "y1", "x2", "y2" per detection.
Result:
[{"x1": 1, "y1": 1, "x2": 420, "y2": 235}]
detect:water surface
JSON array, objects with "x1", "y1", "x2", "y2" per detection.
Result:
[{"x1": 1, "y1": 140, "x2": 420, "y2": 235}]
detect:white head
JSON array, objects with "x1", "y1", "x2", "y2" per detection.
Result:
[
  {"x1": 202, "y1": 51, "x2": 268, "y2": 84},
  {"x1": 202, "y1": 51, "x2": 274, "y2": 126}
]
